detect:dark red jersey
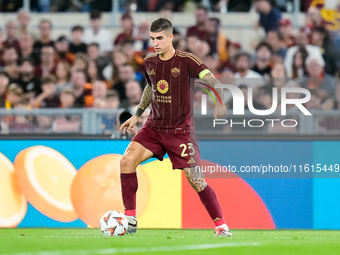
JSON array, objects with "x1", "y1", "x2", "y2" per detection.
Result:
[{"x1": 144, "y1": 49, "x2": 208, "y2": 133}]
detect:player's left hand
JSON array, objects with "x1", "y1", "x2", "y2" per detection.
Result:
[
  {"x1": 214, "y1": 103, "x2": 227, "y2": 119},
  {"x1": 120, "y1": 115, "x2": 139, "y2": 134}
]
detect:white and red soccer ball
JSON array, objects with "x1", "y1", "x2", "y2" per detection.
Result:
[{"x1": 100, "y1": 211, "x2": 128, "y2": 236}]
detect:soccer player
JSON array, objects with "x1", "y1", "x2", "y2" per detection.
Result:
[{"x1": 119, "y1": 18, "x2": 232, "y2": 237}]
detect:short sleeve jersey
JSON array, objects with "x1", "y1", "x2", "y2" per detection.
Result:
[{"x1": 143, "y1": 49, "x2": 208, "y2": 133}]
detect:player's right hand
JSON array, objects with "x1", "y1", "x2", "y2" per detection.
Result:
[
  {"x1": 214, "y1": 103, "x2": 227, "y2": 119},
  {"x1": 120, "y1": 115, "x2": 139, "y2": 134}
]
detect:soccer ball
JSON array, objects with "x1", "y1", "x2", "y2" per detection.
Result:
[{"x1": 100, "y1": 211, "x2": 128, "y2": 236}]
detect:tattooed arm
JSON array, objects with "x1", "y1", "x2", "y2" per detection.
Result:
[
  {"x1": 135, "y1": 83, "x2": 153, "y2": 117},
  {"x1": 201, "y1": 72, "x2": 227, "y2": 119},
  {"x1": 120, "y1": 83, "x2": 152, "y2": 134}
]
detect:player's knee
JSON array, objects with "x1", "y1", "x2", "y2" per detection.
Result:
[{"x1": 120, "y1": 155, "x2": 136, "y2": 173}]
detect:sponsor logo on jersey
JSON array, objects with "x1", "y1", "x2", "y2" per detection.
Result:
[
  {"x1": 156, "y1": 95, "x2": 171, "y2": 103},
  {"x1": 157, "y1": 79, "x2": 169, "y2": 94},
  {"x1": 148, "y1": 69, "x2": 155, "y2": 75},
  {"x1": 171, "y1": 67, "x2": 180, "y2": 78}
]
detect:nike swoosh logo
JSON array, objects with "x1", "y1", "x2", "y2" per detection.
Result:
[{"x1": 128, "y1": 223, "x2": 137, "y2": 227}]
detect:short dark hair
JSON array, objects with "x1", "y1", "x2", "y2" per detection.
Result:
[
  {"x1": 56, "y1": 35, "x2": 68, "y2": 43},
  {"x1": 255, "y1": 41, "x2": 273, "y2": 55},
  {"x1": 90, "y1": 10, "x2": 101, "y2": 20},
  {"x1": 20, "y1": 57, "x2": 35, "y2": 66},
  {"x1": 267, "y1": 29, "x2": 284, "y2": 40},
  {"x1": 120, "y1": 39, "x2": 134, "y2": 47},
  {"x1": 41, "y1": 44, "x2": 55, "y2": 52},
  {"x1": 209, "y1": 17, "x2": 220, "y2": 26},
  {"x1": 0, "y1": 71, "x2": 10, "y2": 80},
  {"x1": 4, "y1": 45, "x2": 16, "y2": 52},
  {"x1": 72, "y1": 25, "x2": 84, "y2": 32},
  {"x1": 312, "y1": 26, "x2": 330, "y2": 42},
  {"x1": 88, "y1": 42, "x2": 99, "y2": 48},
  {"x1": 150, "y1": 18, "x2": 173, "y2": 34},
  {"x1": 234, "y1": 51, "x2": 251, "y2": 63}
]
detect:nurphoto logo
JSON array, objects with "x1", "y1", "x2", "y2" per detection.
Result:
[{"x1": 199, "y1": 83, "x2": 312, "y2": 128}]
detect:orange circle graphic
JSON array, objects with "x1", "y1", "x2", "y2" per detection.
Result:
[
  {"x1": 71, "y1": 154, "x2": 150, "y2": 228},
  {"x1": 0, "y1": 153, "x2": 27, "y2": 227},
  {"x1": 14, "y1": 146, "x2": 78, "y2": 222}
]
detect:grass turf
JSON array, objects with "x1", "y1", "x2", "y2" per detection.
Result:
[{"x1": 0, "y1": 229, "x2": 340, "y2": 255}]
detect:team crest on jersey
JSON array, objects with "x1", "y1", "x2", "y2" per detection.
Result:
[
  {"x1": 157, "y1": 79, "x2": 169, "y2": 94},
  {"x1": 171, "y1": 67, "x2": 180, "y2": 78}
]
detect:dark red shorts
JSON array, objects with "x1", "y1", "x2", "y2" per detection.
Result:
[{"x1": 132, "y1": 125, "x2": 201, "y2": 169}]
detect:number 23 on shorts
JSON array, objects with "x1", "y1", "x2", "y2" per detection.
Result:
[{"x1": 179, "y1": 143, "x2": 195, "y2": 157}]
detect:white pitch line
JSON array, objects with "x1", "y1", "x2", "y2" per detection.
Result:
[{"x1": 4, "y1": 242, "x2": 260, "y2": 255}]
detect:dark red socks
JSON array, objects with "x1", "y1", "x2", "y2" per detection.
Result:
[
  {"x1": 120, "y1": 172, "x2": 138, "y2": 216},
  {"x1": 198, "y1": 184, "x2": 226, "y2": 226}
]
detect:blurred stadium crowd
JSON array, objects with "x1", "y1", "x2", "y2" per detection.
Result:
[
  {"x1": 0, "y1": 0, "x2": 309, "y2": 13},
  {"x1": 0, "y1": 0, "x2": 340, "y2": 135}
]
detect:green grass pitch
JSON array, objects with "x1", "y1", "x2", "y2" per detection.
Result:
[{"x1": 0, "y1": 229, "x2": 340, "y2": 255}]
